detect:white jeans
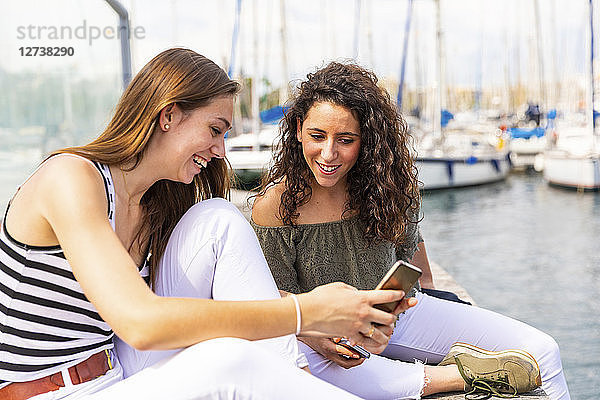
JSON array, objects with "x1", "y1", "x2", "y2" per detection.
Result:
[
  {"x1": 304, "y1": 291, "x2": 571, "y2": 400},
  {"x1": 83, "y1": 198, "x2": 357, "y2": 399}
]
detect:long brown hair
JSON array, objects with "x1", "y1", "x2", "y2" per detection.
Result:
[
  {"x1": 258, "y1": 62, "x2": 420, "y2": 247},
  {"x1": 52, "y1": 48, "x2": 240, "y2": 287}
]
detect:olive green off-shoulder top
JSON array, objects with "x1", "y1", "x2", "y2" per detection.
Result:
[{"x1": 251, "y1": 215, "x2": 422, "y2": 294}]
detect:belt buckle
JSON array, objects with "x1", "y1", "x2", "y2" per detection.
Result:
[{"x1": 105, "y1": 349, "x2": 113, "y2": 370}]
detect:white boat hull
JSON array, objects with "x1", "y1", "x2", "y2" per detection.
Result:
[
  {"x1": 225, "y1": 126, "x2": 278, "y2": 174},
  {"x1": 543, "y1": 151, "x2": 600, "y2": 189},
  {"x1": 226, "y1": 149, "x2": 273, "y2": 172},
  {"x1": 509, "y1": 137, "x2": 546, "y2": 169},
  {"x1": 417, "y1": 157, "x2": 510, "y2": 190},
  {"x1": 509, "y1": 136, "x2": 546, "y2": 155}
]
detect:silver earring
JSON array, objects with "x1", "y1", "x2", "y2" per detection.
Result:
[{"x1": 164, "y1": 124, "x2": 170, "y2": 130}]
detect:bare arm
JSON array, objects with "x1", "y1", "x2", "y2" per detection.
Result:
[
  {"x1": 38, "y1": 158, "x2": 403, "y2": 351},
  {"x1": 409, "y1": 241, "x2": 435, "y2": 289}
]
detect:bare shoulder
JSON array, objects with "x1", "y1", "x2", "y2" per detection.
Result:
[
  {"x1": 33, "y1": 155, "x2": 103, "y2": 193},
  {"x1": 23, "y1": 155, "x2": 107, "y2": 219},
  {"x1": 251, "y1": 182, "x2": 286, "y2": 227},
  {"x1": 6, "y1": 154, "x2": 108, "y2": 245}
]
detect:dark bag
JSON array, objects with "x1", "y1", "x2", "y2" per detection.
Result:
[{"x1": 421, "y1": 288, "x2": 472, "y2": 305}]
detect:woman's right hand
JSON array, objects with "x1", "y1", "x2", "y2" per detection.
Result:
[{"x1": 296, "y1": 282, "x2": 410, "y2": 353}]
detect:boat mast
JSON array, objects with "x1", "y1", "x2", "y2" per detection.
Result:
[
  {"x1": 279, "y1": 0, "x2": 290, "y2": 101},
  {"x1": 397, "y1": 0, "x2": 414, "y2": 111},
  {"x1": 251, "y1": 0, "x2": 261, "y2": 150},
  {"x1": 515, "y1": 5, "x2": 522, "y2": 109},
  {"x1": 413, "y1": 12, "x2": 424, "y2": 125},
  {"x1": 590, "y1": 0, "x2": 597, "y2": 136},
  {"x1": 434, "y1": 0, "x2": 445, "y2": 138},
  {"x1": 503, "y1": 2, "x2": 511, "y2": 117},
  {"x1": 533, "y1": 0, "x2": 546, "y2": 109},
  {"x1": 353, "y1": 0, "x2": 361, "y2": 60},
  {"x1": 549, "y1": 0, "x2": 558, "y2": 109},
  {"x1": 228, "y1": 0, "x2": 243, "y2": 136},
  {"x1": 228, "y1": 0, "x2": 242, "y2": 78},
  {"x1": 365, "y1": 0, "x2": 375, "y2": 68}
]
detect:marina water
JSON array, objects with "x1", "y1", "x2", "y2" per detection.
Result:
[
  {"x1": 420, "y1": 172, "x2": 599, "y2": 399},
  {"x1": 1, "y1": 149, "x2": 598, "y2": 398}
]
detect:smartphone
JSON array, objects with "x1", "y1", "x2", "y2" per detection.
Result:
[
  {"x1": 373, "y1": 260, "x2": 422, "y2": 313},
  {"x1": 336, "y1": 338, "x2": 371, "y2": 359}
]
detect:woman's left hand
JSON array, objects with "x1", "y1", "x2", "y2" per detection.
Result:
[
  {"x1": 357, "y1": 297, "x2": 417, "y2": 353},
  {"x1": 392, "y1": 296, "x2": 418, "y2": 315}
]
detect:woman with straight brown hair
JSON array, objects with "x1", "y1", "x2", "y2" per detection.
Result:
[{"x1": 0, "y1": 48, "x2": 409, "y2": 399}]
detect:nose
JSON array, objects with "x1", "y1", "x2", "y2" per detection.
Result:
[
  {"x1": 320, "y1": 139, "x2": 337, "y2": 162},
  {"x1": 212, "y1": 136, "x2": 226, "y2": 159}
]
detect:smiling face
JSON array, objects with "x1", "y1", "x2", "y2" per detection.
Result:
[
  {"x1": 161, "y1": 95, "x2": 233, "y2": 184},
  {"x1": 297, "y1": 102, "x2": 361, "y2": 191}
]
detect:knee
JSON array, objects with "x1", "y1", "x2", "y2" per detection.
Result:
[
  {"x1": 184, "y1": 198, "x2": 242, "y2": 222},
  {"x1": 520, "y1": 330, "x2": 562, "y2": 370},
  {"x1": 173, "y1": 198, "x2": 249, "y2": 241},
  {"x1": 183, "y1": 199, "x2": 246, "y2": 230}
]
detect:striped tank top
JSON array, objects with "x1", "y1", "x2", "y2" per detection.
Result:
[{"x1": 0, "y1": 154, "x2": 149, "y2": 386}]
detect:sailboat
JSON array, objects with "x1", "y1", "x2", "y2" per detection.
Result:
[
  {"x1": 225, "y1": 0, "x2": 288, "y2": 183},
  {"x1": 542, "y1": 0, "x2": 600, "y2": 190},
  {"x1": 508, "y1": 110, "x2": 554, "y2": 170},
  {"x1": 408, "y1": 0, "x2": 510, "y2": 189},
  {"x1": 508, "y1": 0, "x2": 557, "y2": 170}
]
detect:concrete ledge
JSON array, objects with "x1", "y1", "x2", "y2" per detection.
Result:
[
  {"x1": 426, "y1": 388, "x2": 548, "y2": 399},
  {"x1": 429, "y1": 262, "x2": 476, "y2": 305}
]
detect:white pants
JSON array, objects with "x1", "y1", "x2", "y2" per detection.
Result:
[
  {"x1": 83, "y1": 198, "x2": 358, "y2": 399},
  {"x1": 304, "y1": 291, "x2": 570, "y2": 400}
]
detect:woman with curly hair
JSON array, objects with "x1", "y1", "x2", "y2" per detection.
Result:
[{"x1": 252, "y1": 62, "x2": 570, "y2": 399}]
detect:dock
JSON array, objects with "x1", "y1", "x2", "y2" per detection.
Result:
[
  {"x1": 427, "y1": 388, "x2": 549, "y2": 399},
  {"x1": 230, "y1": 190, "x2": 549, "y2": 399}
]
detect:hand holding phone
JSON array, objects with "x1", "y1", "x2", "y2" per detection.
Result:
[
  {"x1": 373, "y1": 260, "x2": 422, "y2": 313},
  {"x1": 333, "y1": 337, "x2": 371, "y2": 359}
]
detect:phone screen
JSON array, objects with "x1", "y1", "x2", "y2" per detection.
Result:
[{"x1": 373, "y1": 260, "x2": 422, "y2": 313}]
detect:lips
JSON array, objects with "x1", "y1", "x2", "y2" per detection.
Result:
[{"x1": 315, "y1": 161, "x2": 341, "y2": 175}]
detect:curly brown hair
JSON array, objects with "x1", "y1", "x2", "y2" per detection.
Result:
[{"x1": 257, "y1": 62, "x2": 421, "y2": 247}]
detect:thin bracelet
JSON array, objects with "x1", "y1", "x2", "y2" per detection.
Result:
[{"x1": 289, "y1": 294, "x2": 302, "y2": 335}]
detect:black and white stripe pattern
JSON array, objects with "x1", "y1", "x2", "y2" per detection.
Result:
[{"x1": 0, "y1": 156, "x2": 146, "y2": 385}]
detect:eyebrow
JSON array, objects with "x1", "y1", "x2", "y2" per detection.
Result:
[{"x1": 306, "y1": 127, "x2": 359, "y2": 136}]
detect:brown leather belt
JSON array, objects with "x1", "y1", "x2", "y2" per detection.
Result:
[{"x1": 0, "y1": 350, "x2": 112, "y2": 400}]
